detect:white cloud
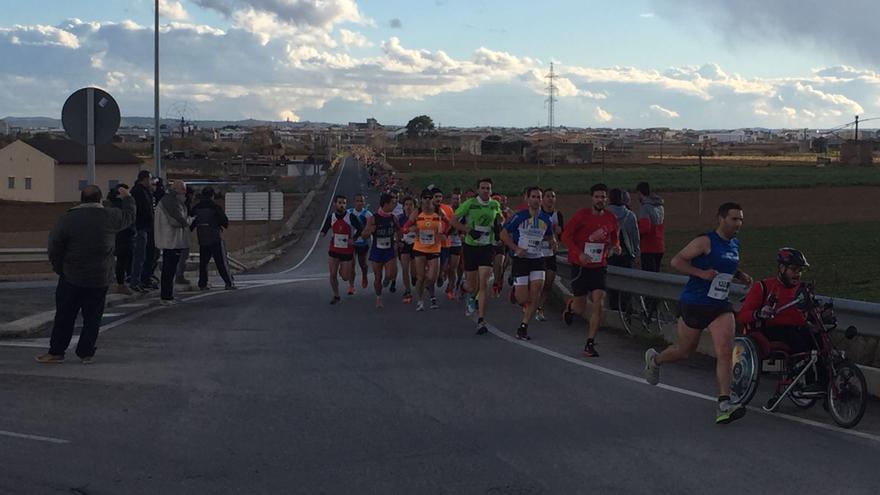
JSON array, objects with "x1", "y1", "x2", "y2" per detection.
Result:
[
  {"x1": 193, "y1": 0, "x2": 368, "y2": 29},
  {"x1": 594, "y1": 106, "x2": 613, "y2": 123},
  {"x1": 159, "y1": 0, "x2": 191, "y2": 21},
  {"x1": 339, "y1": 28, "x2": 371, "y2": 48},
  {"x1": 649, "y1": 104, "x2": 679, "y2": 118},
  {"x1": 0, "y1": 24, "x2": 80, "y2": 49},
  {"x1": 639, "y1": 12, "x2": 655, "y2": 18},
  {"x1": 279, "y1": 109, "x2": 301, "y2": 121}
]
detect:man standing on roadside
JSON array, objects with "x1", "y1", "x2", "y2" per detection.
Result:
[
  {"x1": 154, "y1": 181, "x2": 192, "y2": 305},
  {"x1": 636, "y1": 182, "x2": 665, "y2": 272},
  {"x1": 129, "y1": 170, "x2": 154, "y2": 292},
  {"x1": 192, "y1": 187, "x2": 235, "y2": 291},
  {"x1": 37, "y1": 185, "x2": 136, "y2": 364}
]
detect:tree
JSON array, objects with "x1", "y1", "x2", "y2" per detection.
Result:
[{"x1": 405, "y1": 115, "x2": 435, "y2": 138}]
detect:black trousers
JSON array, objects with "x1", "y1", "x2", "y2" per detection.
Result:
[
  {"x1": 199, "y1": 241, "x2": 233, "y2": 288},
  {"x1": 161, "y1": 249, "x2": 182, "y2": 300},
  {"x1": 49, "y1": 278, "x2": 108, "y2": 358},
  {"x1": 115, "y1": 248, "x2": 132, "y2": 285},
  {"x1": 641, "y1": 252, "x2": 663, "y2": 273},
  {"x1": 606, "y1": 255, "x2": 633, "y2": 311}
]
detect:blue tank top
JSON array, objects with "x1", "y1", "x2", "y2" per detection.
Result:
[
  {"x1": 680, "y1": 231, "x2": 740, "y2": 306},
  {"x1": 349, "y1": 208, "x2": 372, "y2": 247}
]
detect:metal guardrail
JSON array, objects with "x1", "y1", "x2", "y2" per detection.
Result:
[
  {"x1": 556, "y1": 255, "x2": 880, "y2": 338},
  {"x1": 0, "y1": 248, "x2": 247, "y2": 272}
]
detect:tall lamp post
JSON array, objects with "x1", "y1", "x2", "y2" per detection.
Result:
[{"x1": 154, "y1": 0, "x2": 162, "y2": 178}]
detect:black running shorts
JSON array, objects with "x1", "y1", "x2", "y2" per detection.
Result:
[
  {"x1": 678, "y1": 302, "x2": 734, "y2": 330},
  {"x1": 570, "y1": 266, "x2": 607, "y2": 296},
  {"x1": 463, "y1": 244, "x2": 494, "y2": 271}
]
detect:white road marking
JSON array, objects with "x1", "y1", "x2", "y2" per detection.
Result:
[
  {"x1": 485, "y1": 321, "x2": 880, "y2": 445},
  {"x1": 280, "y1": 158, "x2": 348, "y2": 274},
  {"x1": 0, "y1": 429, "x2": 69, "y2": 444},
  {"x1": 101, "y1": 313, "x2": 124, "y2": 319},
  {"x1": 115, "y1": 303, "x2": 147, "y2": 308}
]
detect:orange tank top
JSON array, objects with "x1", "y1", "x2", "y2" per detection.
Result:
[{"x1": 412, "y1": 212, "x2": 443, "y2": 254}]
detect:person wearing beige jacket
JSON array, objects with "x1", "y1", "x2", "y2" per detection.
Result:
[{"x1": 154, "y1": 181, "x2": 193, "y2": 304}]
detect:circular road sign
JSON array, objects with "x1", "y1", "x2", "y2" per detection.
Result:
[{"x1": 61, "y1": 87, "x2": 121, "y2": 146}]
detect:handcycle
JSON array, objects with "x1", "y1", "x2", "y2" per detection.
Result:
[
  {"x1": 729, "y1": 282, "x2": 868, "y2": 428},
  {"x1": 616, "y1": 292, "x2": 677, "y2": 336}
]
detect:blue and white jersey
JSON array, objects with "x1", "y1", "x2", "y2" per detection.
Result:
[
  {"x1": 348, "y1": 207, "x2": 373, "y2": 247},
  {"x1": 680, "y1": 231, "x2": 740, "y2": 306},
  {"x1": 504, "y1": 209, "x2": 553, "y2": 259}
]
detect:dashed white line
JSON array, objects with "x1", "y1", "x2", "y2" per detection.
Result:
[{"x1": 0, "y1": 429, "x2": 69, "y2": 444}]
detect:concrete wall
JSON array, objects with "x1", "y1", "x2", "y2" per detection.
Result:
[
  {"x1": 0, "y1": 141, "x2": 56, "y2": 202},
  {"x1": 53, "y1": 163, "x2": 142, "y2": 202}
]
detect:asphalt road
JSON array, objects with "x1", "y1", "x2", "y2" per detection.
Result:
[{"x1": 1, "y1": 157, "x2": 879, "y2": 494}]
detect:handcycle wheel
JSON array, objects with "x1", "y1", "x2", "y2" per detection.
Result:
[
  {"x1": 827, "y1": 359, "x2": 868, "y2": 429},
  {"x1": 650, "y1": 300, "x2": 676, "y2": 335},
  {"x1": 730, "y1": 336, "x2": 761, "y2": 406}
]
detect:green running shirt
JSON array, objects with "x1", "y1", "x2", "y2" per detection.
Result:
[{"x1": 454, "y1": 198, "x2": 503, "y2": 247}]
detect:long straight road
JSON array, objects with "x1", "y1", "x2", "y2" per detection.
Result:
[{"x1": 1, "y1": 157, "x2": 878, "y2": 494}]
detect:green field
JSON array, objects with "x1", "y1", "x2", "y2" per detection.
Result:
[
  {"x1": 664, "y1": 222, "x2": 880, "y2": 303},
  {"x1": 406, "y1": 165, "x2": 880, "y2": 194}
]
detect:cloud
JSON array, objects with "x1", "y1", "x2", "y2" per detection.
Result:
[
  {"x1": 639, "y1": 12, "x2": 655, "y2": 18},
  {"x1": 159, "y1": 0, "x2": 191, "y2": 21},
  {"x1": 389, "y1": 18, "x2": 402, "y2": 29},
  {"x1": 594, "y1": 106, "x2": 613, "y2": 123},
  {"x1": 339, "y1": 28, "x2": 371, "y2": 48},
  {"x1": 650, "y1": 0, "x2": 880, "y2": 68},
  {"x1": 0, "y1": 24, "x2": 80, "y2": 49},
  {"x1": 193, "y1": 0, "x2": 368, "y2": 28},
  {"x1": 649, "y1": 104, "x2": 679, "y2": 118}
]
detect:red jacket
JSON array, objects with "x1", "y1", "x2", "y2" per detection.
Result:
[
  {"x1": 637, "y1": 195, "x2": 665, "y2": 254},
  {"x1": 562, "y1": 208, "x2": 619, "y2": 268},
  {"x1": 738, "y1": 277, "x2": 807, "y2": 328}
]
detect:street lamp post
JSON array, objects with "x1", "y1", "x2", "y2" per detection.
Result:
[{"x1": 154, "y1": 0, "x2": 161, "y2": 178}]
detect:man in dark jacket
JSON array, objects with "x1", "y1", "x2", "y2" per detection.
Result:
[
  {"x1": 37, "y1": 184, "x2": 136, "y2": 364},
  {"x1": 108, "y1": 184, "x2": 135, "y2": 295},
  {"x1": 129, "y1": 170, "x2": 155, "y2": 291},
  {"x1": 192, "y1": 187, "x2": 235, "y2": 290}
]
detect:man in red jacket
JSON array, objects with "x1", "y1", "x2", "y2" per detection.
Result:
[
  {"x1": 738, "y1": 248, "x2": 821, "y2": 392},
  {"x1": 636, "y1": 182, "x2": 664, "y2": 272},
  {"x1": 561, "y1": 183, "x2": 620, "y2": 357}
]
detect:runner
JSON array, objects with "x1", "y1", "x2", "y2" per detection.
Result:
[
  {"x1": 560, "y1": 183, "x2": 620, "y2": 357},
  {"x1": 500, "y1": 187, "x2": 555, "y2": 340},
  {"x1": 362, "y1": 193, "x2": 401, "y2": 308},
  {"x1": 320, "y1": 195, "x2": 363, "y2": 304},
  {"x1": 405, "y1": 189, "x2": 445, "y2": 311},
  {"x1": 492, "y1": 193, "x2": 513, "y2": 297},
  {"x1": 431, "y1": 186, "x2": 458, "y2": 300},
  {"x1": 397, "y1": 196, "x2": 417, "y2": 304},
  {"x1": 446, "y1": 189, "x2": 464, "y2": 300},
  {"x1": 644, "y1": 202, "x2": 754, "y2": 424},
  {"x1": 349, "y1": 193, "x2": 373, "y2": 292},
  {"x1": 450, "y1": 178, "x2": 504, "y2": 335},
  {"x1": 535, "y1": 188, "x2": 564, "y2": 322}
]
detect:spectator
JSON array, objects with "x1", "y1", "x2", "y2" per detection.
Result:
[
  {"x1": 636, "y1": 181, "x2": 665, "y2": 272},
  {"x1": 129, "y1": 171, "x2": 155, "y2": 292},
  {"x1": 192, "y1": 187, "x2": 236, "y2": 290},
  {"x1": 154, "y1": 181, "x2": 193, "y2": 305},
  {"x1": 606, "y1": 188, "x2": 640, "y2": 310},
  {"x1": 108, "y1": 184, "x2": 135, "y2": 295},
  {"x1": 175, "y1": 185, "x2": 196, "y2": 286},
  {"x1": 37, "y1": 185, "x2": 136, "y2": 364}
]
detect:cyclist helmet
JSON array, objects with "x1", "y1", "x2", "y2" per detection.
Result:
[{"x1": 777, "y1": 247, "x2": 809, "y2": 267}]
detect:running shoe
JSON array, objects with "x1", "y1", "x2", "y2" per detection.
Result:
[
  {"x1": 389, "y1": 280, "x2": 397, "y2": 293},
  {"x1": 330, "y1": 296, "x2": 341, "y2": 305},
  {"x1": 515, "y1": 323, "x2": 530, "y2": 341},
  {"x1": 361, "y1": 275, "x2": 368, "y2": 289},
  {"x1": 716, "y1": 400, "x2": 747, "y2": 425},
  {"x1": 563, "y1": 299, "x2": 575, "y2": 326},
  {"x1": 436, "y1": 277, "x2": 444, "y2": 288},
  {"x1": 35, "y1": 353, "x2": 64, "y2": 364},
  {"x1": 446, "y1": 287, "x2": 455, "y2": 301},
  {"x1": 416, "y1": 301, "x2": 425, "y2": 312},
  {"x1": 476, "y1": 318, "x2": 489, "y2": 335},
  {"x1": 383, "y1": 278, "x2": 392, "y2": 288},
  {"x1": 402, "y1": 292, "x2": 413, "y2": 304},
  {"x1": 376, "y1": 297, "x2": 384, "y2": 309},
  {"x1": 644, "y1": 349, "x2": 660, "y2": 385},
  {"x1": 492, "y1": 281, "x2": 502, "y2": 297},
  {"x1": 430, "y1": 297, "x2": 439, "y2": 309},
  {"x1": 509, "y1": 288, "x2": 518, "y2": 305},
  {"x1": 535, "y1": 308, "x2": 547, "y2": 322},
  {"x1": 583, "y1": 341, "x2": 599, "y2": 357},
  {"x1": 347, "y1": 286, "x2": 355, "y2": 296},
  {"x1": 465, "y1": 295, "x2": 477, "y2": 316}
]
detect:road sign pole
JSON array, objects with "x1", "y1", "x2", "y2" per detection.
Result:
[{"x1": 86, "y1": 88, "x2": 96, "y2": 185}]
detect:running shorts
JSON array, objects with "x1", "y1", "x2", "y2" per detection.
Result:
[
  {"x1": 570, "y1": 266, "x2": 607, "y2": 296},
  {"x1": 544, "y1": 255, "x2": 558, "y2": 272},
  {"x1": 512, "y1": 257, "x2": 546, "y2": 285},
  {"x1": 399, "y1": 243, "x2": 414, "y2": 257},
  {"x1": 449, "y1": 246, "x2": 462, "y2": 256},
  {"x1": 329, "y1": 251, "x2": 354, "y2": 262},
  {"x1": 678, "y1": 302, "x2": 734, "y2": 330},
  {"x1": 369, "y1": 247, "x2": 396, "y2": 264},
  {"x1": 354, "y1": 245, "x2": 369, "y2": 256},
  {"x1": 463, "y1": 244, "x2": 495, "y2": 271},
  {"x1": 440, "y1": 247, "x2": 450, "y2": 266},
  {"x1": 413, "y1": 250, "x2": 439, "y2": 261}
]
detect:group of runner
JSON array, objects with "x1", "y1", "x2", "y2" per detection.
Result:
[{"x1": 326, "y1": 155, "x2": 755, "y2": 424}]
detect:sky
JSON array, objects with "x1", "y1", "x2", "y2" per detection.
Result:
[{"x1": 1, "y1": 0, "x2": 879, "y2": 128}]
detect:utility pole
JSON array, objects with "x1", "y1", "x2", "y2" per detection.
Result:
[
  {"x1": 854, "y1": 115, "x2": 859, "y2": 144},
  {"x1": 154, "y1": 0, "x2": 161, "y2": 178},
  {"x1": 544, "y1": 62, "x2": 558, "y2": 182}
]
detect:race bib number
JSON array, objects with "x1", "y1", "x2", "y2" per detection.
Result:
[
  {"x1": 520, "y1": 229, "x2": 544, "y2": 255},
  {"x1": 473, "y1": 225, "x2": 491, "y2": 245},
  {"x1": 584, "y1": 242, "x2": 605, "y2": 263},
  {"x1": 708, "y1": 273, "x2": 733, "y2": 300},
  {"x1": 403, "y1": 232, "x2": 417, "y2": 245},
  {"x1": 376, "y1": 236, "x2": 392, "y2": 250},
  {"x1": 419, "y1": 230, "x2": 435, "y2": 246},
  {"x1": 333, "y1": 233, "x2": 349, "y2": 249},
  {"x1": 449, "y1": 232, "x2": 462, "y2": 247}
]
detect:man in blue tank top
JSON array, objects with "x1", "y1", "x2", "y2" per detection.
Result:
[{"x1": 644, "y1": 202, "x2": 754, "y2": 424}]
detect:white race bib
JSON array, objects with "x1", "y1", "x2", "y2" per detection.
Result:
[
  {"x1": 419, "y1": 230, "x2": 435, "y2": 246},
  {"x1": 584, "y1": 242, "x2": 605, "y2": 263},
  {"x1": 403, "y1": 232, "x2": 416, "y2": 245},
  {"x1": 473, "y1": 225, "x2": 491, "y2": 245},
  {"x1": 376, "y1": 236, "x2": 392, "y2": 250},
  {"x1": 333, "y1": 233, "x2": 349, "y2": 249},
  {"x1": 449, "y1": 232, "x2": 462, "y2": 247},
  {"x1": 708, "y1": 273, "x2": 733, "y2": 301},
  {"x1": 520, "y1": 229, "x2": 544, "y2": 255}
]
